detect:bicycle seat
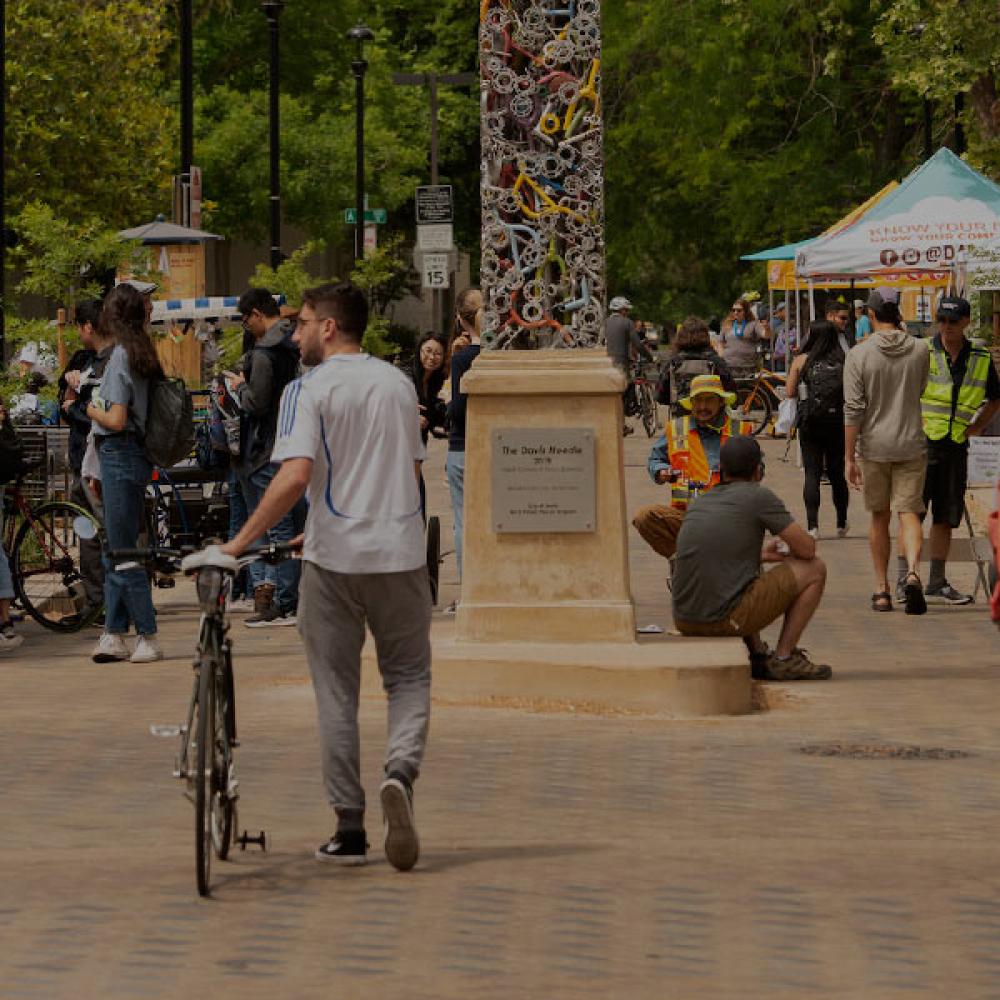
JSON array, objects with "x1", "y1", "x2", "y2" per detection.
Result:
[{"x1": 181, "y1": 545, "x2": 239, "y2": 575}]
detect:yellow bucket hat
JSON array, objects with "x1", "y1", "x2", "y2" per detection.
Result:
[{"x1": 681, "y1": 373, "x2": 737, "y2": 410}]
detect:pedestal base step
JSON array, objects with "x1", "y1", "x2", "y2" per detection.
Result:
[{"x1": 363, "y1": 633, "x2": 751, "y2": 718}]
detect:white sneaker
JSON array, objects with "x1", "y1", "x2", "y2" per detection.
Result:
[
  {"x1": 229, "y1": 597, "x2": 254, "y2": 612},
  {"x1": 92, "y1": 632, "x2": 130, "y2": 663},
  {"x1": 0, "y1": 629, "x2": 24, "y2": 654},
  {"x1": 808, "y1": 527, "x2": 820, "y2": 540},
  {"x1": 837, "y1": 522, "x2": 850, "y2": 539},
  {"x1": 131, "y1": 636, "x2": 164, "y2": 663}
]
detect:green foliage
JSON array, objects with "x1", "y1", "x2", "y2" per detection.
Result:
[
  {"x1": 874, "y1": 0, "x2": 1000, "y2": 176},
  {"x1": 361, "y1": 316, "x2": 395, "y2": 359},
  {"x1": 247, "y1": 241, "x2": 332, "y2": 308},
  {"x1": 6, "y1": 0, "x2": 176, "y2": 226},
  {"x1": 601, "y1": 0, "x2": 930, "y2": 319},
  {"x1": 350, "y1": 234, "x2": 418, "y2": 317},
  {"x1": 12, "y1": 204, "x2": 150, "y2": 312}
]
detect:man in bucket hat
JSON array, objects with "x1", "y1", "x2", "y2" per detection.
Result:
[{"x1": 632, "y1": 374, "x2": 753, "y2": 561}]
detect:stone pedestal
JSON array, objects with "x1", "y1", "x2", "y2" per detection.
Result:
[{"x1": 456, "y1": 350, "x2": 634, "y2": 644}]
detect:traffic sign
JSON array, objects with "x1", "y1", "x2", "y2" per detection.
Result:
[
  {"x1": 417, "y1": 223, "x2": 454, "y2": 252},
  {"x1": 421, "y1": 252, "x2": 450, "y2": 290},
  {"x1": 416, "y1": 185, "x2": 454, "y2": 225},
  {"x1": 344, "y1": 208, "x2": 387, "y2": 225}
]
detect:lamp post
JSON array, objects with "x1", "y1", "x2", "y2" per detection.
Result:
[
  {"x1": 348, "y1": 22, "x2": 375, "y2": 263},
  {"x1": 262, "y1": 1, "x2": 284, "y2": 269},
  {"x1": 179, "y1": 0, "x2": 193, "y2": 225}
]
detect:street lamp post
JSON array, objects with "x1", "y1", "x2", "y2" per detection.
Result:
[
  {"x1": 262, "y1": 1, "x2": 284, "y2": 269},
  {"x1": 179, "y1": 0, "x2": 194, "y2": 225},
  {"x1": 348, "y1": 23, "x2": 375, "y2": 263}
]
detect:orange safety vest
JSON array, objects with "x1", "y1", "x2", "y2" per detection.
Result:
[{"x1": 665, "y1": 413, "x2": 749, "y2": 510}]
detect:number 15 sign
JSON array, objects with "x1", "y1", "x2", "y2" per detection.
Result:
[{"x1": 421, "y1": 252, "x2": 450, "y2": 290}]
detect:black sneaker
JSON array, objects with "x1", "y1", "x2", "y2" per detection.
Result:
[
  {"x1": 380, "y1": 772, "x2": 419, "y2": 872},
  {"x1": 315, "y1": 830, "x2": 368, "y2": 865}
]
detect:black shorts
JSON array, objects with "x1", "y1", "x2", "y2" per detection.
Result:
[{"x1": 922, "y1": 443, "x2": 968, "y2": 528}]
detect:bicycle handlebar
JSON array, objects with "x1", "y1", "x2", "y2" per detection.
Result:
[{"x1": 110, "y1": 541, "x2": 301, "y2": 568}]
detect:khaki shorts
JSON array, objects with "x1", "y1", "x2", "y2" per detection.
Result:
[
  {"x1": 859, "y1": 456, "x2": 926, "y2": 514},
  {"x1": 675, "y1": 563, "x2": 798, "y2": 638}
]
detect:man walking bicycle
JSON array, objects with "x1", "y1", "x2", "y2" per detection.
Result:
[{"x1": 221, "y1": 282, "x2": 430, "y2": 871}]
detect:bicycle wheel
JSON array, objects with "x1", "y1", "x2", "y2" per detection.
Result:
[
  {"x1": 640, "y1": 383, "x2": 659, "y2": 437},
  {"x1": 426, "y1": 516, "x2": 441, "y2": 606},
  {"x1": 12, "y1": 501, "x2": 102, "y2": 632},
  {"x1": 736, "y1": 386, "x2": 772, "y2": 437},
  {"x1": 194, "y1": 660, "x2": 214, "y2": 896},
  {"x1": 215, "y1": 645, "x2": 237, "y2": 861}
]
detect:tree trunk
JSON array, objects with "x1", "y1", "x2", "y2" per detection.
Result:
[{"x1": 969, "y1": 74, "x2": 1000, "y2": 140}]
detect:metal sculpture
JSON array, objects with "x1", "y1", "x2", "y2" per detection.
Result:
[{"x1": 479, "y1": 0, "x2": 606, "y2": 350}]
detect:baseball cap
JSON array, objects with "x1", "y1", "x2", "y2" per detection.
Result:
[
  {"x1": 720, "y1": 435, "x2": 763, "y2": 480},
  {"x1": 609, "y1": 296, "x2": 632, "y2": 312},
  {"x1": 865, "y1": 288, "x2": 900, "y2": 311},
  {"x1": 936, "y1": 295, "x2": 970, "y2": 320},
  {"x1": 853, "y1": 299, "x2": 865, "y2": 309}
]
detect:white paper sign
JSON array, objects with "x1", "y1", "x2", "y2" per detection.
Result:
[
  {"x1": 969, "y1": 436, "x2": 1000, "y2": 484},
  {"x1": 417, "y1": 223, "x2": 454, "y2": 251}
]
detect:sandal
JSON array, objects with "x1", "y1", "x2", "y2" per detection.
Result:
[
  {"x1": 871, "y1": 591, "x2": 893, "y2": 612},
  {"x1": 903, "y1": 573, "x2": 927, "y2": 616}
]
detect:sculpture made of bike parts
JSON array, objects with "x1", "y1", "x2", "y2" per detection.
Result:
[{"x1": 480, "y1": 0, "x2": 606, "y2": 351}]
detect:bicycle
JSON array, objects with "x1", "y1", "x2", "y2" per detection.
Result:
[
  {"x1": 114, "y1": 540, "x2": 298, "y2": 897},
  {"x1": 733, "y1": 369, "x2": 787, "y2": 438},
  {"x1": 630, "y1": 361, "x2": 662, "y2": 438},
  {"x1": 3, "y1": 460, "x2": 103, "y2": 631}
]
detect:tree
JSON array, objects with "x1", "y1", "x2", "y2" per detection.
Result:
[
  {"x1": 874, "y1": 0, "x2": 1000, "y2": 174},
  {"x1": 6, "y1": 0, "x2": 176, "y2": 226}
]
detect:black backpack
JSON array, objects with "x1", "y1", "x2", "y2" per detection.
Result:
[
  {"x1": 801, "y1": 358, "x2": 844, "y2": 425},
  {"x1": 144, "y1": 375, "x2": 196, "y2": 469},
  {"x1": 658, "y1": 355, "x2": 716, "y2": 406}
]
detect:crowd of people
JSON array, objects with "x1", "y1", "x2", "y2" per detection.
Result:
[{"x1": 620, "y1": 286, "x2": 999, "y2": 681}]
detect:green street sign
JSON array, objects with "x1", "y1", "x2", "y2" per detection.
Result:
[{"x1": 344, "y1": 208, "x2": 387, "y2": 225}]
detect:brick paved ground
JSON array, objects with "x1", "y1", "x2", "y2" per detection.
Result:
[{"x1": 2, "y1": 424, "x2": 999, "y2": 999}]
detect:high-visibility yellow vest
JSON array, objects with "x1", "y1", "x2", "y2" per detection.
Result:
[
  {"x1": 665, "y1": 413, "x2": 750, "y2": 510},
  {"x1": 921, "y1": 339, "x2": 992, "y2": 445}
]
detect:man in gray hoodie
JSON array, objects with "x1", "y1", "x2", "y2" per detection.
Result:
[{"x1": 843, "y1": 289, "x2": 930, "y2": 614}]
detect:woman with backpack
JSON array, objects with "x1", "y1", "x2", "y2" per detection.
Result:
[
  {"x1": 786, "y1": 319, "x2": 850, "y2": 539},
  {"x1": 658, "y1": 315, "x2": 736, "y2": 417},
  {"x1": 87, "y1": 283, "x2": 165, "y2": 664}
]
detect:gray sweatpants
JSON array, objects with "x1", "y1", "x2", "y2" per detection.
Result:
[{"x1": 297, "y1": 561, "x2": 432, "y2": 832}]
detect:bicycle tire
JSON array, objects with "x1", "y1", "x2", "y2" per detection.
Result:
[
  {"x1": 11, "y1": 501, "x2": 102, "y2": 632},
  {"x1": 426, "y1": 516, "x2": 441, "y2": 606},
  {"x1": 736, "y1": 386, "x2": 772, "y2": 437},
  {"x1": 195, "y1": 659, "x2": 213, "y2": 896},
  {"x1": 640, "y1": 383, "x2": 659, "y2": 437},
  {"x1": 215, "y1": 645, "x2": 237, "y2": 861}
]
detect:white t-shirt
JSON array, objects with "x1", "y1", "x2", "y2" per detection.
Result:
[{"x1": 271, "y1": 353, "x2": 426, "y2": 574}]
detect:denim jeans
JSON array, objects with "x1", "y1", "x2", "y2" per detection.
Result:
[
  {"x1": 227, "y1": 470, "x2": 254, "y2": 599},
  {"x1": 98, "y1": 436, "x2": 157, "y2": 636},
  {"x1": 0, "y1": 538, "x2": 13, "y2": 602},
  {"x1": 239, "y1": 461, "x2": 302, "y2": 613},
  {"x1": 445, "y1": 450, "x2": 466, "y2": 581}
]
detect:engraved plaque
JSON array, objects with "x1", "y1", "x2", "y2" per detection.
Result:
[{"x1": 491, "y1": 428, "x2": 596, "y2": 533}]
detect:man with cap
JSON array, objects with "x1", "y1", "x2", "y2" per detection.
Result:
[
  {"x1": 902, "y1": 294, "x2": 1000, "y2": 605},
  {"x1": 844, "y1": 288, "x2": 931, "y2": 614},
  {"x1": 825, "y1": 297, "x2": 853, "y2": 353},
  {"x1": 607, "y1": 296, "x2": 654, "y2": 434},
  {"x1": 671, "y1": 435, "x2": 831, "y2": 680},
  {"x1": 632, "y1": 374, "x2": 752, "y2": 560}
]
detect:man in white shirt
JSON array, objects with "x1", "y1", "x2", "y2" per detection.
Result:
[{"x1": 221, "y1": 281, "x2": 430, "y2": 871}]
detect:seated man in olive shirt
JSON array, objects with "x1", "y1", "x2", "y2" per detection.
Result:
[{"x1": 671, "y1": 436, "x2": 832, "y2": 681}]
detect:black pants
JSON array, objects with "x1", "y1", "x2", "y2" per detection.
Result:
[{"x1": 799, "y1": 420, "x2": 849, "y2": 530}]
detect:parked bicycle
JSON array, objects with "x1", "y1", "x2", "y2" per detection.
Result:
[
  {"x1": 629, "y1": 361, "x2": 662, "y2": 438},
  {"x1": 733, "y1": 369, "x2": 787, "y2": 437},
  {"x1": 3, "y1": 459, "x2": 102, "y2": 631},
  {"x1": 114, "y1": 540, "x2": 298, "y2": 897}
]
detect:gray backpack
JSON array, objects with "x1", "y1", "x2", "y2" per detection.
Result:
[{"x1": 144, "y1": 376, "x2": 196, "y2": 468}]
